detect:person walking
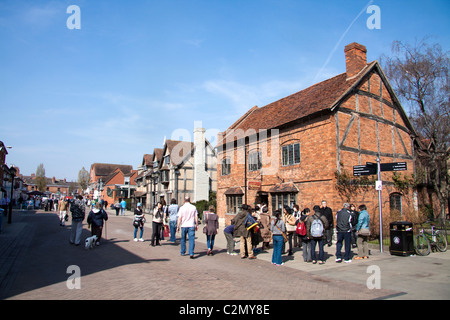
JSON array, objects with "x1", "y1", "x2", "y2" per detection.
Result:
[
  {"x1": 160, "y1": 199, "x2": 167, "y2": 241},
  {"x1": 319, "y1": 200, "x2": 334, "y2": 247},
  {"x1": 176, "y1": 196, "x2": 199, "y2": 258},
  {"x1": 306, "y1": 205, "x2": 329, "y2": 264},
  {"x1": 335, "y1": 203, "x2": 353, "y2": 263},
  {"x1": 120, "y1": 198, "x2": 126, "y2": 215},
  {"x1": 167, "y1": 198, "x2": 179, "y2": 243},
  {"x1": 203, "y1": 205, "x2": 219, "y2": 256},
  {"x1": 355, "y1": 204, "x2": 370, "y2": 260},
  {"x1": 87, "y1": 202, "x2": 108, "y2": 245},
  {"x1": 58, "y1": 198, "x2": 69, "y2": 226},
  {"x1": 133, "y1": 202, "x2": 145, "y2": 242},
  {"x1": 69, "y1": 195, "x2": 86, "y2": 246},
  {"x1": 231, "y1": 204, "x2": 256, "y2": 260},
  {"x1": 270, "y1": 210, "x2": 286, "y2": 266},
  {"x1": 114, "y1": 200, "x2": 121, "y2": 216},
  {"x1": 151, "y1": 201, "x2": 165, "y2": 247}
]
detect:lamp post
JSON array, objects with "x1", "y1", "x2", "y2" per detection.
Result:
[
  {"x1": 151, "y1": 171, "x2": 159, "y2": 209},
  {"x1": 8, "y1": 166, "x2": 16, "y2": 224}
]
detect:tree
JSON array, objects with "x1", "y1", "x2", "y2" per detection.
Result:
[
  {"x1": 35, "y1": 163, "x2": 46, "y2": 192},
  {"x1": 78, "y1": 167, "x2": 89, "y2": 192},
  {"x1": 381, "y1": 38, "x2": 449, "y2": 219}
]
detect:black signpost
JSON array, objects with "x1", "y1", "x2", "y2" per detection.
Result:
[
  {"x1": 352, "y1": 158, "x2": 407, "y2": 253},
  {"x1": 353, "y1": 162, "x2": 407, "y2": 176}
]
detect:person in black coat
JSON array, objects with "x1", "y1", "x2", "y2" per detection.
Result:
[
  {"x1": 319, "y1": 200, "x2": 333, "y2": 246},
  {"x1": 87, "y1": 202, "x2": 108, "y2": 245}
]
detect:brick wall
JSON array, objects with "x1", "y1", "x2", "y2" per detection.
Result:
[{"x1": 217, "y1": 69, "x2": 416, "y2": 229}]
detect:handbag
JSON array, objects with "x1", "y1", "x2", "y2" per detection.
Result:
[
  {"x1": 275, "y1": 223, "x2": 288, "y2": 243},
  {"x1": 285, "y1": 214, "x2": 297, "y2": 226},
  {"x1": 163, "y1": 225, "x2": 170, "y2": 238},
  {"x1": 359, "y1": 228, "x2": 370, "y2": 236}
]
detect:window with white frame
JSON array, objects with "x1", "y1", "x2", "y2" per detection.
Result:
[
  {"x1": 282, "y1": 143, "x2": 300, "y2": 166},
  {"x1": 226, "y1": 195, "x2": 243, "y2": 214},
  {"x1": 271, "y1": 193, "x2": 297, "y2": 213}
]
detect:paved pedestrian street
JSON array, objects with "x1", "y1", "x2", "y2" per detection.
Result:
[{"x1": 1, "y1": 209, "x2": 449, "y2": 305}]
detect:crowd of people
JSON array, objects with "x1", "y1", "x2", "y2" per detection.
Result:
[
  {"x1": 224, "y1": 200, "x2": 371, "y2": 266},
  {"x1": 57, "y1": 194, "x2": 371, "y2": 266}
]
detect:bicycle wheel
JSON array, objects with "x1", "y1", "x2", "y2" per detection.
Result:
[
  {"x1": 434, "y1": 231, "x2": 448, "y2": 252},
  {"x1": 414, "y1": 234, "x2": 430, "y2": 256}
]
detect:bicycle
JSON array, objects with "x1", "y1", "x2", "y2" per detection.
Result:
[{"x1": 414, "y1": 223, "x2": 448, "y2": 256}]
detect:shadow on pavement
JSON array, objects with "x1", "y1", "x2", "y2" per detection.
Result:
[{"x1": 3, "y1": 212, "x2": 167, "y2": 299}]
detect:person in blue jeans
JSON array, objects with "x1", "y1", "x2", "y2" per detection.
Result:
[
  {"x1": 176, "y1": 197, "x2": 199, "y2": 259},
  {"x1": 167, "y1": 198, "x2": 179, "y2": 242},
  {"x1": 306, "y1": 205, "x2": 329, "y2": 264},
  {"x1": 270, "y1": 210, "x2": 286, "y2": 266},
  {"x1": 203, "y1": 206, "x2": 219, "y2": 256},
  {"x1": 120, "y1": 199, "x2": 126, "y2": 215},
  {"x1": 133, "y1": 202, "x2": 145, "y2": 242},
  {"x1": 335, "y1": 203, "x2": 353, "y2": 263}
]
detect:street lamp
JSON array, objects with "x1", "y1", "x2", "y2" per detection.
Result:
[
  {"x1": 151, "y1": 171, "x2": 159, "y2": 209},
  {"x1": 7, "y1": 166, "x2": 16, "y2": 224}
]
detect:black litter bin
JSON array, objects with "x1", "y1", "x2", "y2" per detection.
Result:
[{"x1": 389, "y1": 221, "x2": 414, "y2": 256}]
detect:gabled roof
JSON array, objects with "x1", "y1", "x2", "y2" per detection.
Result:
[
  {"x1": 91, "y1": 163, "x2": 133, "y2": 177},
  {"x1": 142, "y1": 154, "x2": 153, "y2": 167},
  {"x1": 152, "y1": 148, "x2": 164, "y2": 164},
  {"x1": 160, "y1": 140, "x2": 194, "y2": 168},
  {"x1": 218, "y1": 60, "x2": 417, "y2": 146}
]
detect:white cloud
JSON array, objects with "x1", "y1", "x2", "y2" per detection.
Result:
[
  {"x1": 202, "y1": 78, "x2": 308, "y2": 115},
  {"x1": 20, "y1": 2, "x2": 64, "y2": 29}
]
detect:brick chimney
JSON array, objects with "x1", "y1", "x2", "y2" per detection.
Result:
[{"x1": 345, "y1": 42, "x2": 367, "y2": 79}]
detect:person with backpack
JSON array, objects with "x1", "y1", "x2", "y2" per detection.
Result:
[
  {"x1": 335, "y1": 203, "x2": 353, "y2": 263},
  {"x1": 306, "y1": 205, "x2": 329, "y2": 264}
]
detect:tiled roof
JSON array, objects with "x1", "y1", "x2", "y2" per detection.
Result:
[
  {"x1": 91, "y1": 163, "x2": 133, "y2": 176},
  {"x1": 165, "y1": 140, "x2": 194, "y2": 166},
  {"x1": 219, "y1": 62, "x2": 376, "y2": 144},
  {"x1": 142, "y1": 154, "x2": 153, "y2": 166}
]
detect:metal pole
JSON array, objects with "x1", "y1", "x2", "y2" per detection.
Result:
[
  {"x1": 8, "y1": 173, "x2": 14, "y2": 224},
  {"x1": 377, "y1": 155, "x2": 383, "y2": 252}
]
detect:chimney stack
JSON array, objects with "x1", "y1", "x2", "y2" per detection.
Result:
[
  {"x1": 193, "y1": 124, "x2": 209, "y2": 203},
  {"x1": 345, "y1": 42, "x2": 367, "y2": 79}
]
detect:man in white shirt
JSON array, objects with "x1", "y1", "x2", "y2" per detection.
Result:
[{"x1": 177, "y1": 196, "x2": 198, "y2": 259}]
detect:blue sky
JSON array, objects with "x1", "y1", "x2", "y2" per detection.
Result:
[{"x1": 0, "y1": 0, "x2": 449, "y2": 181}]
